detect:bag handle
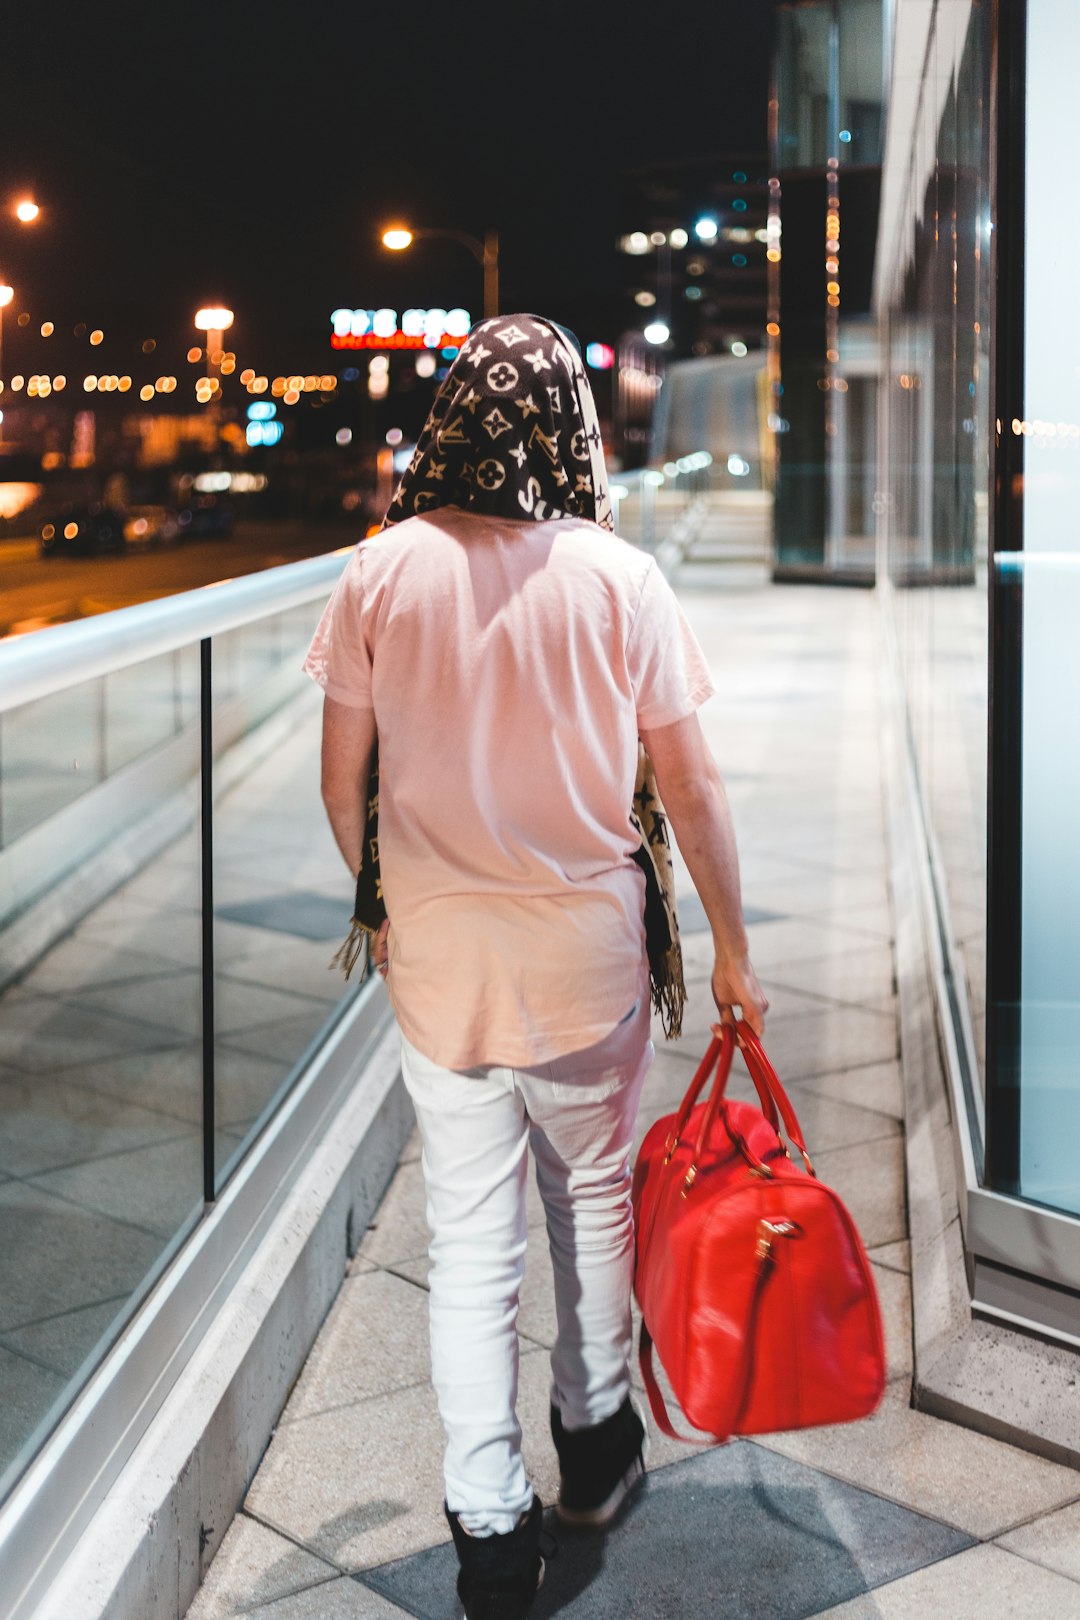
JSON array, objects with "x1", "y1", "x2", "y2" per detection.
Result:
[
  {"x1": 666, "y1": 1028, "x2": 780, "y2": 1156},
  {"x1": 736, "y1": 1023, "x2": 816, "y2": 1177},
  {"x1": 664, "y1": 1032, "x2": 732, "y2": 1160}
]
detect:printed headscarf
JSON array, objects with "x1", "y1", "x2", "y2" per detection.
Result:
[
  {"x1": 337, "y1": 315, "x2": 686, "y2": 1039},
  {"x1": 384, "y1": 315, "x2": 614, "y2": 531}
]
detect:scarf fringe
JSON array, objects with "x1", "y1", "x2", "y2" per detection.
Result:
[
  {"x1": 331, "y1": 917, "x2": 371, "y2": 980},
  {"x1": 651, "y1": 940, "x2": 686, "y2": 1041}
]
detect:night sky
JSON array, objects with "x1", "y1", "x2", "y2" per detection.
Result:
[{"x1": 2, "y1": 2, "x2": 771, "y2": 376}]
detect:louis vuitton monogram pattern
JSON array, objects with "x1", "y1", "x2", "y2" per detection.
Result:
[{"x1": 384, "y1": 315, "x2": 613, "y2": 532}]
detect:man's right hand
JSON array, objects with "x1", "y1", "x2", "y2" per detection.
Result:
[{"x1": 711, "y1": 952, "x2": 768, "y2": 1037}]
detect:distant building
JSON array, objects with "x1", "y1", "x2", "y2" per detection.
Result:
[{"x1": 615, "y1": 154, "x2": 769, "y2": 464}]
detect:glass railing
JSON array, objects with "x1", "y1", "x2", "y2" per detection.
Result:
[
  {"x1": 611, "y1": 453, "x2": 717, "y2": 553},
  {"x1": 0, "y1": 551, "x2": 372, "y2": 1508}
]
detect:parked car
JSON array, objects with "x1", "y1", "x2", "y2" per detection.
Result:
[
  {"x1": 40, "y1": 504, "x2": 127, "y2": 558},
  {"x1": 176, "y1": 493, "x2": 235, "y2": 539},
  {"x1": 124, "y1": 504, "x2": 183, "y2": 548}
]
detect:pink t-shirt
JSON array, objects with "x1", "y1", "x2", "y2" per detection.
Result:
[{"x1": 304, "y1": 507, "x2": 714, "y2": 1069}]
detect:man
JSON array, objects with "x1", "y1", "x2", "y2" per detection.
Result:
[{"x1": 307, "y1": 315, "x2": 766, "y2": 1620}]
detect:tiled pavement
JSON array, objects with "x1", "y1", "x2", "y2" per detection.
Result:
[
  {"x1": 186, "y1": 580, "x2": 1080, "y2": 1620},
  {"x1": 0, "y1": 696, "x2": 361, "y2": 1485}
]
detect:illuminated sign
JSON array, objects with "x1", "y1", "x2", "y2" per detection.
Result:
[
  {"x1": 246, "y1": 421, "x2": 284, "y2": 447},
  {"x1": 330, "y1": 306, "x2": 471, "y2": 351},
  {"x1": 586, "y1": 342, "x2": 615, "y2": 370}
]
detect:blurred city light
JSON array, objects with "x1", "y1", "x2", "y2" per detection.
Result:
[
  {"x1": 89, "y1": 330, "x2": 103, "y2": 345},
  {"x1": 728, "y1": 454, "x2": 751, "y2": 477},
  {"x1": 247, "y1": 401, "x2": 276, "y2": 421},
  {"x1": 694, "y1": 216, "x2": 719, "y2": 241},
  {"x1": 643, "y1": 321, "x2": 670, "y2": 345},
  {"x1": 585, "y1": 342, "x2": 615, "y2": 370},
  {"x1": 194, "y1": 307, "x2": 234, "y2": 331},
  {"x1": 649, "y1": 231, "x2": 666, "y2": 246},
  {"x1": 15, "y1": 200, "x2": 39, "y2": 223},
  {"x1": 634, "y1": 291, "x2": 656, "y2": 307},
  {"x1": 415, "y1": 353, "x2": 436, "y2": 378},
  {"x1": 382, "y1": 228, "x2": 414, "y2": 251},
  {"x1": 669, "y1": 228, "x2": 689, "y2": 249},
  {"x1": 622, "y1": 232, "x2": 651, "y2": 255},
  {"x1": 385, "y1": 427, "x2": 404, "y2": 446},
  {"x1": 40, "y1": 321, "x2": 53, "y2": 337},
  {"x1": 0, "y1": 285, "x2": 12, "y2": 308},
  {"x1": 246, "y1": 421, "x2": 284, "y2": 446},
  {"x1": 730, "y1": 340, "x2": 748, "y2": 357},
  {"x1": 336, "y1": 427, "x2": 353, "y2": 446}
]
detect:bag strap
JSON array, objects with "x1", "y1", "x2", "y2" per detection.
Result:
[
  {"x1": 736, "y1": 1025, "x2": 816, "y2": 1176},
  {"x1": 638, "y1": 1217, "x2": 789, "y2": 1443}
]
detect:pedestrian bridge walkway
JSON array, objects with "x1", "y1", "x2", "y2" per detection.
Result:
[
  {"x1": 4, "y1": 540, "x2": 1080, "y2": 1618},
  {"x1": 182, "y1": 580, "x2": 1080, "y2": 1620}
]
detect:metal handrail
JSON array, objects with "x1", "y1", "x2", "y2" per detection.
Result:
[{"x1": 0, "y1": 547, "x2": 352, "y2": 714}]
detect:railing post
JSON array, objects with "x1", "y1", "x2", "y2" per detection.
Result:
[{"x1": 200, "y1": 637, "x2": 216, "y2": 1204}]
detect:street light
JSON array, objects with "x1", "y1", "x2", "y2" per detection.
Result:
[
  {"x1": 0, "y1": 284, "x2": 12, "y2": 443},
  {"x1": 380, "y1": 224, "x2": 499, "y2": 319},
  {"x1": 194, "y1": 305, "x2": 234, "y2": 381},
  {"x1": 14, "y1": 199, "x2": 40, "y2": 224}
]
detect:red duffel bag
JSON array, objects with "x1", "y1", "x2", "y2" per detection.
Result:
[{"x1": 632, "y1": 1022, "x2": 886, "y2": 1442}]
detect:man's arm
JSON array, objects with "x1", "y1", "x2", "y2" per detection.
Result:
[
  {"x1": 319, "y1": 695, "x2": 390, "y2": 972},
  {"x1": 639, "y1": 711, "x2": 767, "y2": 1035}
]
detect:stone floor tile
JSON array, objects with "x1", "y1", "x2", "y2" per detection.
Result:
[
  {"x1": 221, "y1": 947, "x2": 352, "y2": 1007},
  {"x1": 19, "y1": 936, "x2": 181, "y2": 995},
  {"x1": 752, "y1": 1388, "x2": 1080, "y2": 1539},
  {"x1": 873, "y1": 1264, "x2": 913, "y2": 1384},
  {"x1": 396, "y1": 1128, "x2": 422, "y2": 1165},
  {"x1": 214, "y1": 1047, "x2": 294, "y2": 1128},
  {"x1": 79, "y1": 901, "x2": 203, "y2": 968},
  {"x1": 359, "y1": 1159, "x2": 547, "y2": 1268},
  {"x1": 746, "y1": 871, "x2": 892, "y2": 923},
  {"x1": 220, "y1": 1008, "x2": 341, "y2": 1066},
  {"x1": 742, "y1": 918, "x2": 893, "y2": 971},
  {"x1": 67, "y1": 970, "x2": 203, "y2": 1038},
  {"x1": 0, "y1": 1294, "x2": 126, "y2": 1377},
  {"x1": 793, "y1": 1059, "x2": 905, "y2": 1121},
  {"x1": 356, "y1": 1162, "x2": 432, "y2": 1268},
  {"x1": 996, "y1": 1496, "x2": 1080, "y2": 1583},
  {"x1": 809, "y1": 1137, "x2": 907, "y2": 1248},
  {"x1": 0, "y1": 1070, "x2": 196, "y2": 1177},
  {"x1": 0, "y1": 1180, "x2": 162, "y2": 1333},
  {"x1": 246, "y1": 1349, "x2": 556, "y2": 1573},
  {"x1": 0, "y1": 991, "x2": 187, "y2": 1075},
  {"x1": 234, "y1": 1576, "x2": 410, "y2": 1619},
  {"x1": 729, "y1": 1007, "x2": 898, "y2": 1088},
  {"x1": 725, "y1": 941, "x2": 896, "y2": 1010},
  {"x1": 0, "y1": 1344, "x2": 67, "y2": 1477},
  {"x1": 28, "y1": 1130, "x2": 204, "y2": 1240},
  {"x1": 216, "y1": 978, "x2": 333, "y2": 1037},
  {"x1": 282, "y1": 1271, "x2": 432, "y2": 1423},
  {"x1": 363, "y1": 1440, "x2": 971, "y2": 1620},
  {"x1": 812, "y1": 1543, "x2": 1080, "y2": 1619},
  {"x1": 185, "y1": 1514, "x2": 340, "y2": 1620},
  {"x1": 868, "y1": 1239, "x2": 911, "y2": 1274}
]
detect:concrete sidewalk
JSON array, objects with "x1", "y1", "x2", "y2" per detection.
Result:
[{"x1": 186, "y1": 579, "x2": 1080, "y2": 1620}]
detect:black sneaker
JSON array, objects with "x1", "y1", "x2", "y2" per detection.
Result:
[
  {"x1": 550, "y1": 1394, "x2": 648, "y2": 1527},
  {"x1": 444, "y1": 1495, "x2": 545, "y2": 1620}
]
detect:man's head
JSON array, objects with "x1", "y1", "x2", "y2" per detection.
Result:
[{"x1": 383, "y1": 314, "x2": 611, "y2": 531}]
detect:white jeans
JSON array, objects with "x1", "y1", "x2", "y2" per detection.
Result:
[{"x1": 399, "y1": 995, "x2": 653, "y2": 1535}]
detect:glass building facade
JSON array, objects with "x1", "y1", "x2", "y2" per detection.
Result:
[
  {"x1": 775, "y1": 0, "x2": 1080, "y2": 1342},
  {"x1": 772, "y1": 0, "x2": 887, "y2": 581}
]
